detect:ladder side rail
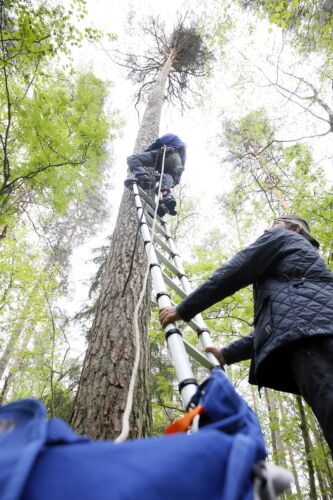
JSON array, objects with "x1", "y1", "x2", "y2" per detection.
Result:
[
  {"x1": 160, "y1": 219, "x2": 220, "y2": 368},
  {"x1": 151, "y1": 296, "x2": 217, "y2": 366},
  {"x1": 137, "y1": 185, "x2": 219, "y2": 368},
  {"x1": 132, "y1": 183, "x2": 198, "y2": 407}
]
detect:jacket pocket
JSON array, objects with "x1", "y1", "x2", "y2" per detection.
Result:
[
  {"x1": 254, "y1": 297, "x2": 273, "y2": 351},
  {"x1": 253, "y1": 296, "x2": 269, "y2": 325}
]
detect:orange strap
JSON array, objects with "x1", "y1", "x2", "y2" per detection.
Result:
[{"x1": 165, "y1": 406, "x2": 204, "y2": 435}]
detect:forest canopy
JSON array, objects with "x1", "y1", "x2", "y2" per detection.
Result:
[{"x1": 0, "y1": 1, "x2": 332, "y2": 497}]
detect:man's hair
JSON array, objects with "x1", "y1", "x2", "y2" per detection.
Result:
[{"x1": 275, "y1": 215, "x2": 320, "y2": 249}]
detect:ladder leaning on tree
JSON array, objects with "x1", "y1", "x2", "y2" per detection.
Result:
[{"x1": 129, "y1": 178, "x2": 222, "y2": 408}]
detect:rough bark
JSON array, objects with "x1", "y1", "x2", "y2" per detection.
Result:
[{"x1": 71, "y1": 56, "x2": 174, "y2": 440}]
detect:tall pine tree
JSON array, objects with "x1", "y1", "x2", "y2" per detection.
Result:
[{"x1": 71, "y1": 16, "x2": 212, "y2": 439}]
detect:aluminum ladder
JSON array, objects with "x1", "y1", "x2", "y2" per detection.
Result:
[{"x1": 131, "y1": 181, "x2": 220, "y2": 407}]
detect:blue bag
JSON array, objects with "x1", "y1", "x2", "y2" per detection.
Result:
[{"x1": 0, "y1": 369, "x2": 266, "y2": 500}]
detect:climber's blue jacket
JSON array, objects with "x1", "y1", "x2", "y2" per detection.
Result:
[{"x1": 145, "y1": 133, "x2": 186, "y2": 167}]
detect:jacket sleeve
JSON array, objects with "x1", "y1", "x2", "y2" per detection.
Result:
[
  {"x1": 221, "y1": 333, "x2": 254, "y2": 364},
  {"x1": 176, "y1": 229, "x2": 288, "y2": 322}
]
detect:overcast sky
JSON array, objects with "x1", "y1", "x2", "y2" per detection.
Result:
[{"x1": 65, "y1": 0, "x2": 333, "y2": 346}]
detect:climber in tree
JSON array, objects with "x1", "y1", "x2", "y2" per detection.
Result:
[
  {"x1": 125, "y1": 133, "x2": 186, "y2": 216},
  {"x1": 159, "y1": 215, "x2": 333, "y2": 452}
]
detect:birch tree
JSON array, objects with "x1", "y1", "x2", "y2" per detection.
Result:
[{"x1": 219, "y1": 108, "x2": 333, "y2": 495}]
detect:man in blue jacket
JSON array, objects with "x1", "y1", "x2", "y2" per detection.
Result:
[
  {"x1": 159, "y1": 215, "x2": 333, "y2": 451},
  {"x1": 125, "y1": 133, "x2": 186, "y2": 216}
]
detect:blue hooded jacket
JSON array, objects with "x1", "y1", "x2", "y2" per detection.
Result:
[{"x1": 145, "y1": 133, "x2": 186, "y2": 167}]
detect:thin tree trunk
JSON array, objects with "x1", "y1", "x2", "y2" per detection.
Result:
[
  {"x1": 277, "y1": 394, "x2": 302, "y2": 498},
  {"x1": 316, "y1": 467, "x2": 328, "y2": 500},
  {"x1": 0, "y1": 212, "x2": 81, "y2": 384},
  {"x1": 256, "y1": 155, "x2": 291, "y2": 213},
  {"x1": 0, "y1": 289, "x2": 37, "y2": 381},
  {"x1": 0, "y1": 371, "x2": 13, "y2": 404},
  {"x1": 314, "y1": 424, "x2": 333, "y2": 492},
  {"x1": 264, "y1": 388, "x2": 278, "y2": 463},
  {"x1": 248, "y1": 141, "x2": 291, "y2": 213},
  {"x1": 71, "y1": 56, "x2": 174, "y2": 440},
  {"x1": 306, "y1": 406, "x2": 331, "y2": 498},
  {"x1": 265, "y1": 388, "x2": 289, "y2": 475},
  {"x1": 251, "y1": 386, "x2": 258, "y2": 414},
  {"x1": 296, "y1": 396, "x2": 318, "y2": 500},
  {"x1": 0, "y1": 316, "x2": 35, "y2": 401}
]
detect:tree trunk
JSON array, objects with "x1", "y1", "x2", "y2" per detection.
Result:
[
  {"x1": 248, "y1": 141, "x2": 291, "y2": 213},
  {"x1": 296, "y1": 396, "x2": 318, "y2": 500},
  {"x1": 0, "y1": 371, "x2": 13, "y2": 404},
  {"x1": 0, "y1": 315, "x2": 37, "y2": 402},
  {"x1": 264, "y1": 388, "x2": 289, "y2": 472},
  {"x1": 0, "y1": 211, "x2": 82, "y2": 384},
  {"x1": 277, "y1": 394, "x2": 302, "y2": 498},
  {"x1": 306, "y1": 406, "x2": 331, "y2": 498},
  {"x1": 71, "y1": 56, "x2": 174, "y2": 440},
  {"x1": 0, "y1": 288, "x2": 37, "y2": 381},
  {"x1": 264, "y1": 388, "x2": 278, "y2": 462}
]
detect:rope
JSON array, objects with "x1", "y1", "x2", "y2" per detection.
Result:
[{"x1": 115, "y1": 146, "x2": 167, "y2": 443}]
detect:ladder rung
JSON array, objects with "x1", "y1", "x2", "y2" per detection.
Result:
[
  {"x1": 138, "y1": 188, "x2": 166, "y2": 223},
  {"x1": 138, "y1": 186, "x2": 156, "y2": 207},
  {"x1": 162, "y1": 272, "x2": 187, "y2": 299},
  {"x1": 182, "y1": 338, "x2": 214, "y2": 370},
  {"x1": 145, "y1": 212, "x2": 169, "y2": 239},
  {"x1": 153, "y1": 233, "x2": 174, "y2": 257},
  {"x1": 155, "y1": 249, "x2": 180, "y2": 277},
  {"x1": 145, "y1": 203, "x2": 163, "y2": 223},
  {"x1": 187, "y1": 317, "x2": 203, "y2": 335}
]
